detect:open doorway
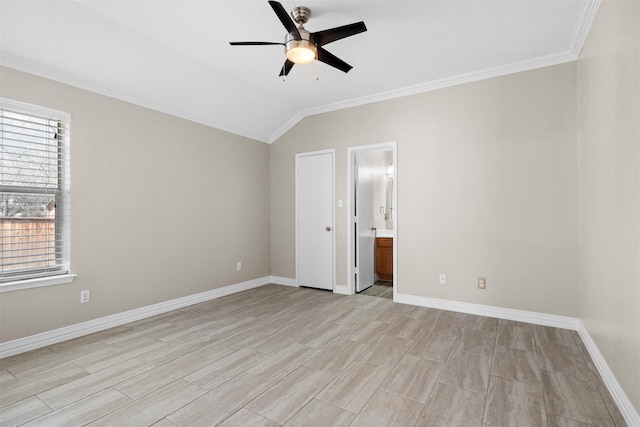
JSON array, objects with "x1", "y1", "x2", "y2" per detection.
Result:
[{"x1": 347, "y1": 142, "x2": 397, "y2": 300}]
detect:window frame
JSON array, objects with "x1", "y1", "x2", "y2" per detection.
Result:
[{"x1": 0, "y1": 98, "x2": 76, "y2": 292}]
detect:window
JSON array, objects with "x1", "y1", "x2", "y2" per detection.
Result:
[{"x1": 1, "y1": 98, "x2": 71, "y2": 286}]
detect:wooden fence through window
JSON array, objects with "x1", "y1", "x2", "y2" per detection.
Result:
[{"x1": 0, "y1": 218, "x2": 56, "y2": 273}]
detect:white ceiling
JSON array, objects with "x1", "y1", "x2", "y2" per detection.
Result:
[{"x1": 0, "y1": 0, "x2": 598, "y2": 143}]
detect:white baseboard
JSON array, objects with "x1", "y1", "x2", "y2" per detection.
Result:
[
  {"x1": 269, "y1": 276, "x2": 298, "y2": 287},
  {"x1": 0, "y1": 276, "x2": 271, "y2": 359},
  {"x1": 576, "y1": 322, "x2": 640, "y2": 426},
  {"x1": 395, "y1": 292, "x2": 638, "y2": 426},
  {"x1": 394, "y1": 292, "x2": 580, "y2": 329}
]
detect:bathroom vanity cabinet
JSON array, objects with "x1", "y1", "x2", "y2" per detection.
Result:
[{"x1": 375, "y1": 237, "x2": 393, "y2": 282}]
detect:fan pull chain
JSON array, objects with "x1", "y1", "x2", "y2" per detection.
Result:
[{"x1": 315, "y1": 59, "x2": 319, "y2": 81}]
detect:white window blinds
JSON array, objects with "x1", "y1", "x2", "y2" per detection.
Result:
[{"x1": 1, "y1": 99, "x2": 71, "y2": 283}]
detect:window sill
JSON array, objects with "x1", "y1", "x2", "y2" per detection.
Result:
[{"x1": 0, "y1": 274, "x2": 78, "y2": 293}]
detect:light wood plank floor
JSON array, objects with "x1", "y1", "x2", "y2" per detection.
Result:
[{"x1": 0, "y1": 284, "x2": 626, "y2": 426}]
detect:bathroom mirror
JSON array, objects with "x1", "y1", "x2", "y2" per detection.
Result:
[{"x1": 387, "y1": 177, "x2": 395, "y2": 221}]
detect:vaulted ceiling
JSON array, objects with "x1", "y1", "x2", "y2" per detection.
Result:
[{"x1": 0, "y1": 0, "x2": 598, "y2": 143}]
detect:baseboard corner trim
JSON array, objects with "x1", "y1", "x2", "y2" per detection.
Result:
[
  {"x1": 0, "y1": 276, "x2": 271, "y2": 359},
  {"x1": 576, "y1": 321, "x2": 640, "y2": 427}
]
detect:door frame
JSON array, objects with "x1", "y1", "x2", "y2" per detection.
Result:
[
  {"x1": 347, "y1": 141, "x2": 397, "y2": 299},
  {"x1": 295, "y1": 149, "x2": 336, "y2": 290}
]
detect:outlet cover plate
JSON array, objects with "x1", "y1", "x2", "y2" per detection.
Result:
[{"x1": 80, "y1": 290, "x2": 90, "y2": 303}]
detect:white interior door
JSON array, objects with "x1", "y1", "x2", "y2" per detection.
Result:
[
  {"x1": 296, "y1": 151, "x2": 334, "y2": 290},
  {"x1": 355, "y1": 153, "x2": 375, "y2": 292}
]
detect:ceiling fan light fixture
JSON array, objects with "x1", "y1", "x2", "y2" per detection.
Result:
[
  {"x1": 230, "y1": 1, "x2": 367, "y2": 76},
  {"x1": 285, "y1": 30, "x2": 316, "y2": 64},
  {"x1": 286, "y1": 45, "x2": 316, "y2": 63}
]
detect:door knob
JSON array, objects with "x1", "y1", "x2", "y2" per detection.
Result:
[
  {"x1": 325, "y1": 226, "x2": 331, "y2": 231},
  {"x1": 371, "y1": 227, "x2": 377, "y2": 231}
]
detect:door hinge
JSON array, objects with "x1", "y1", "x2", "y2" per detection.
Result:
[{"x1": 354, "y1": 267, "x2": 359, "y2": 274}]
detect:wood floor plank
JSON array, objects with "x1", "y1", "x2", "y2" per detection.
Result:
[
  {"x1": 0, "y1": 396, "x2": 52, "y2": 426},
  {"x1": 39, "y1": 357, "x2": 152, "y2": 409},
  {"x1": 284, "y1": 399, "x2": 357, "y2": 426},
  {"x1": 183, "y1": 347, "x2": 264, "y2": 390},
  {"x1": 536, "y1": 340, "x2": 591, "y2": 381},
  {"x1": 245, "y1": 366, "x2": 336, "y2": 425},
  {"x1": 247, "y1": 342, "x2": 315, "y2": 381},
  {"x1": 3, "y1": 342, "x2": 108, "y2": 379},
  {"x1": 484, "y1": 375, "x2": 547, "y2": 426},
  {"x1": 496, "y1": 322, "x2": 536, "y2": 352},
  {"x1": 167, "y1": 372, "x2": 271, "y2": 427},
  {"x1": 217, "y1": 408, "x2": 279, "y2": 427},
  {"x1": 358, "y1": 335, "x2": 412, "y2": 367},
  {"x1": 408, "y1": 331, "x2": 457, "y2": 362},
  {"x1": 417, "y1": 382, "x2": 485, "y2": 427},
  {"x1": 24, "y1": 388, "x2": 132, "y2": 427},
  {"x1": 491, "y1": 345, "x2": 541, "y2": 386},
  {"x1": 72, "y1": 337, "x2": 166, "y2": 373},
  {"x1": 350, "y1": 389, "x2": 424, "y2": 427},
  {"x1": 0, "y1": 363, "x2": 89, "y2": 408},
  {"x1": 87, "y1": 380, "x2": 205, "y2": 427},
  {"x1": 534, "y1": 325, "x2": 577, "y2": 347},
  {"x1": 115, "y1": 353, "x2": 212, "y2": 399},
  {"x1": 381, "y1": 354, "x2": 442, "y2": 403},
  {"x1": 316, "y1": 361, "x2": 392, "y2": 413},
  {"x1": 438, "y1": 348, "x2": 492, "y2": 394},
  {"x1": 303, "y1": 338, "x2": 369, "y2": 374},
  {"x1": 541, "y1": 369, "x2": 615, "y2": 426},
  {"x1": 457, "y1": 328, "x2": 496, "y2": 357}
]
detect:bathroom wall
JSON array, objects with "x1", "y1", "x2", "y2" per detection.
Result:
[{"x1": 361, "y1": 149, "x2": 391, "y2": 231}]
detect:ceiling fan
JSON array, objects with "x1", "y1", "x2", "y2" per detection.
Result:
[{"x1": 229, "y1": 1, "x2": 367, "y2": 77}]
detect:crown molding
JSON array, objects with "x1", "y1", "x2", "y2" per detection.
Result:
[
  {"x1": 268, "y1": 50, "x2": 578, "y2": 144},
  {"x1": 267, "y1": 0, "x2": 600, "y2": 144},
  {"x1": 570, "y1": 0, "x2": 601, "y2": 55},
  {"x1": 0, "y1": 54, "x2": 269, "y2": 143}
]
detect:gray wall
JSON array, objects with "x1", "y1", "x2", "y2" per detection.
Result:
[
  {"x1": 0, "y1": 66, "x2": 271, "y2": 342},
  {"x1": 577, "y1": 0, "x2": 640, "y2": 412},
  {"x1": 271, "y1": 63, "x2": 578, "y2": 316}
]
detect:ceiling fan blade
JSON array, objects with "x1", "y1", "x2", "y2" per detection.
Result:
[
  {"x1": 278, "y1": 59, "x2": 295, "y2": 76},
  {"x1": 268, "y1": 1, "x2": 301, "y2": 39},
  {"x1": 312, "y1": 21, "x2": 367, "y2": 46},
  {"x1": 317, "y1": 47, "x2": 353, "y2": 73},
  {"x1": 229, "y1": 41, "x2": 284, "y2": 46}
]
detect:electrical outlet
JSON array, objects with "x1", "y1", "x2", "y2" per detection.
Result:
[
  {"x1": 478, "y1": 277, "x2": 487, "y2": 289},
  {"x1": 236, "y1": 262, "x2": 242, "y2": 271},
  {"x1": 80, "y1": 290, "x2": 90, "y2": 303},
  {"x1": 439, "y1": 273, "x2": 446, "y2": 285}
]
